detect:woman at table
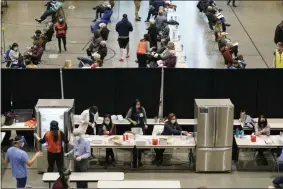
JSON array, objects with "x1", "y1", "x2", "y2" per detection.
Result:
[
  {"x1": 126, "y1": 99, "x2": 148, "y2": 167},
  {"x1": 154, "y1": 113, "x2": 188, "y2": 166},
  {"x1": 100, "y1": 114, "x2": 116, "y2": 168},
  {"x1": 255, "y1": 115, "x2": 270, "y2": 136}
]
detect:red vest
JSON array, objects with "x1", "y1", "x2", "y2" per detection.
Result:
[
  {"x1": 56, "y1": 23, "x2": 66, "y2": 36},
  {"x1": 45, "y1": 131, "x2": 62, "y2": 153}
]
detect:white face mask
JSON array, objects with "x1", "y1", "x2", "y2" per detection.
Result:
[
  {"x1": 20, "y1": 142, "x2": 24, "y2": 147},
  {"x1": 75, "y1": 136, "x2": 80, "y2": 141},
  {"x1": 171, "y1": 120, "x2": 176, "y2": 124},
  {"x1": 105, "y1": 120, "x2": 110, "y2": 125},
  {"x1": 13, "y1": 47, "x2": 18, "y2": 51},
  {"x1": 59, "y1": 19, "x2": 63, "y2": 22}
]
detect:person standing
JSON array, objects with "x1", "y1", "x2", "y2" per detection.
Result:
[
  {"x1": 227, "y1": 0, "x2": 237, "y2": 7},
  {"x1": 273, "y1": 42, "x2": 283, "y2": 68},
  {"x1": 136, "y1": 34, "x2": 151, "y2": 68},
  {"x1": 134, "y1": 0, "x2": 142, "y2": 21},
  {"x1": 100, "y1": 114, "x2": 117, "y2": 168},
  {"x1": 126, "y1": 99, "x2": 148, "y2": 168},
  {"x1": 274, "y1": 21, "x2": 283, "y2": 45},
  {"x1": 78, "y1": 105, "x2": 99, "y2": 157},
  {"x1": 115, "y1": 14, "x2": 133, "y2": 62},
  {"x1": 55, "y1": 16, "x2": 67, "y2": 53},
  {"x1": 35, "y1": 120, "x2": 69, "y2": 172},
  {"x1": 147, "y1": 19, "x2": 158, "y2": 48},
  {"x1": 65, "y1": 129, "x2": 90, "y2": 188},
  {"x1": 5, "y1": 136, "x2": 42, "y2": 188}
]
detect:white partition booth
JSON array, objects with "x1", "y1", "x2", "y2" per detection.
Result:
[{"x1": 35, "y1": 99, "x2": 74, "y2": 173}]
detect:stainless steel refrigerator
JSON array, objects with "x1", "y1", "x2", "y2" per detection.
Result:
[{"x1": 194, "y1": 99, "x2": 234, "y2": 172}]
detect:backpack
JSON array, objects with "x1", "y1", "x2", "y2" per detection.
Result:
[{"x1": 136, "y1": 40, "x2": 147, "y2": 55}]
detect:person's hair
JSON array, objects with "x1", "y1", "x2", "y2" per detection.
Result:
[
  {"x1": 144, "y1": 34, "x2": 150, "y2": 41},
  {"x1": 59, "y1": 169, "x2": 70, "y2": 189},
  {"x1": 167, "y1": 41, "x2": 175, "y2": 50},
  {"x1": 278, "y1": 42, "x2": 283, "y2": 48},
  {"x1": 63, "y1": 60, "x2": 72, "y2": 68},
  {"x1": 99, "y1": 23, "x2": 107, "y2": 28},
  {"x1": 159, "y1": 6, "x2": 164, "y2": 11},
  {"x1": 50, "y1": 121, "x2": 59, "y2": 142},
  {"x1": 11, "y1": 43, "x2": 18, "y2": 49},
  {"x1": 131, "y1": 99, "x2": 141, "y2": 113},
  {"x1": 149, "y1": 19, "x2": 155, "y2": 25},
  {"x1": 280, "y1": 20, "x2": 283, "y2": 26},
  {"x1": 35, "y1": 30, "x2": 42, "y2": 34},
  {"x1": 73, "y1": 128, "x2": 83, "y2": 136},
  {"x1": 258, "y1": 115, "x2": 268, "y2": 128},
  {"x1": 90, "y1": 105, "x2": 98, "y2": 114},
  {"x1": 169, "y1": 50, "x2": 175, "y2": 56},
  {"x1": 96, "y1": 59, "x2": 102, "y2": 67},
  {"x1": 14, "y1": 135, "x2": 23, "y2": 142},
  {"x1": 158, "y1": 10, "x2": 163, "y2": 16},
  {"x1": 93, "y1": 53, "x2": 101, "y2": 60},
  {"x1": 93, "y1": 31, "x2": 101, "y2": 39},
  {"x1": 168, "y1": 113, "x2": 176, "y2": 122},
  {"x1": 122, "y1": 14, "x2": 127, "y2": 19}
]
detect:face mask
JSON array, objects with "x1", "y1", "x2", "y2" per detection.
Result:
[
  {"x1": 13, "y1": 47, "x2": 18, "y2": 51},
  {"x1": 75, "y1": 136, "x2": 80, "y2": 141},
  {"x1": 59, "y1": 19, "x2": 63, "y2": 22},
  {"x1": 105, "y1": 121, "x2": 110, "y2": 125},
  {"x1": 171, "y1": 120, "x2": 176, "y2": 124},
  {"x1": 136, "y1": 105, "x2": 140, "y2": 109},
  {"x1": 20, "y1": 142, "x2": 24, "y2": 147}
]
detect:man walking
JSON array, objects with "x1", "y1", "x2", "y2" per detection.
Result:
[
  {"x1": 134, "y1": 0, "x2": 142, "y2": 21},
  {"x1": 5, "y1": 136, "x2": 42, "y2": 188},
  {"x1": 115, "y1": 14, "x2": 133, "y2": 62}
]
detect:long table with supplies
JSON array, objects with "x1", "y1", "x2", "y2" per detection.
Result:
[
  {"x1": 42, "y1": 172, "x2": 124, "y2": 188},
  {"x1": 240, "y1": 118, "x2": 283, "y2": 130},
  {"x1": 1, "y1": 122, "x2": 35, "y2": 131},
  {"x1": 97, "y1": 180, "x2": 181, "y2": 188}
]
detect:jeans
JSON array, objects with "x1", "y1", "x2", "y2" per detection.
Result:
[
  {"x1": 57, "y1": 36, "x2": 67, "y2": 52},
  {"x1": 74, "y1": 158, "x2": 89, "y2": 188},
  {"x1": 16, "y1": 177, "x2": 27, "y2": 188},
  {"x1": 40, "y1": 9, "x2": 56, "y2": 21},
  {"x1": 47, "y1": 151, "x2": 64, "y2": 172},
  {"x1": 274, "y1": 176, "x2": 283, "y2": 186}
]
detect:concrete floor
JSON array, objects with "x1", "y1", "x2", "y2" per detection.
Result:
[{"x1": 1, "y1": 1, "x2": 282, "y2": 68}]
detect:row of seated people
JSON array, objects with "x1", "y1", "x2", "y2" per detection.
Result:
[{"x1": 197, "y1": 0, "x2": 247, "y2": 69}]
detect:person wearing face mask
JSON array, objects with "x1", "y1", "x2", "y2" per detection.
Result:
[
  {"x1": 154, "y1": 113, "x2": 189, "y2": 166},
  {"x1": 5, "y1": 136, "x2": 42, "y2": 188},
  {"x1": 55, "y1": 16, "x2": 67, "y2": 53},
  {"x1": 34, "y1": 120, "x2": 69, "y2": 172},
  {"x1": 24, "y1": 41, "x2": 44, "y2": 64},
  {"x1": 100, "y1": 114, "x2": 116, "y2": 168},
  {"x1": 78, "y1": 105, "x2": 99, "y2": 157},
  {"x1": 273, "y1": 42, "x2": 283, "y2": 68},
  {"x1": 126, "y1": 99, "x2": 148, "y2": 167},
  {"x1": 52, "y1": 168, "x2": 71, "y2": 189},
  {"x1": 8, "y1": 43, "x2": 24, "y2": 68},
  {"x1": 65, "y1": 129, "x2": 90, "y2": 188}
]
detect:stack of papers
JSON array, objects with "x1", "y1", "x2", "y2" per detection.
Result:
[{"x1": 135, "y1": 138, "x2": 147, "y2": 145}]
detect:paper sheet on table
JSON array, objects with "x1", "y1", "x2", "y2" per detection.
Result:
[{"x1": 256, "y1": 140, "x2": 266, "y2": 145}]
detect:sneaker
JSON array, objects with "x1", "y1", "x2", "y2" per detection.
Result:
[
  {"x1": 145, "y1": 20, "x2": 149, "y2": 22},
  {"x1": 35, "y1": 18, "x2": 42, "y2": 23},
  {"x1": 135, "y1": 18, "x2": 141, "y2": 21},
  {"x1": 119, "y1": 58, "x2": 124, "y2": 62}
]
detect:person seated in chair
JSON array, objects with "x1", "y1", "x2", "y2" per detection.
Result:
[
  {"x1": 158, "y1": 50, "x2": 177, "y2": 68},
  {"x1": 31, "y1": 30, "x2": 45, "y2": 47},
  {"x1": 158, "y1": 21, "x2": 170, "y2": 47},
  {"x1": 8, "y1": 43, "x2": 25, "y2": 68},
  {"x1": 24, "y1": 41, "x2": 44, "y2": 64},
  {"x1": 89, "y1": 31, "x2": 103, "y2": 53},
  {"x1": 35, "y1": 0, "x2": 63, "y2": 23},
  {"x1": 98, "y1": 23, "x2": 110, "y2": 41},
  {"x1": 145, "y1": 0, "x2": 165, "y2": 22},
  {"x1": 78, "y1": 48, "x2": 95, "y2": 67},
  {"x1": 92, "y1": 1, "x2": 110, "y2": 22},
  {"x1": 91, "y1": 4, "x2": 113, "y2": 32},
  {"x1": 97, "y1": 41, "x2": 107, "y2": 65}
]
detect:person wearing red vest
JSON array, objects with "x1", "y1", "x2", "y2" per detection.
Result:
[
  {"x1": 136, "y1": 34, "x2": 151, "y2": 68},
  {"x1": 39, "y1": 120, "x2": 69, "y2": 172},
  {"x1": 55, "y1": 16, "x2": 68, "y2": 53}
]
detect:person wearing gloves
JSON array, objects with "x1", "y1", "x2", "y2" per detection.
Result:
[
  {"x1": 65, "y1": 129, "x2": 90, "y2": 188},
  {"x1": 5, "y1": 136, "x2": 42, "y2": 188},
  {"x1": 154, "y1": 113, "x2": 189, "y2": 166},
  {"x1": 78, "y1": 105, "x2": 99, "y2": 156},
  {"x1": 126, "y1": 99, "x2": 148, "y2": 168},
  {"x1": 35, "y1": 120, "x2": 69, "y2": 172},
  {"x1": 100, "y1": 114, "x2": 116, "y2": 168}
]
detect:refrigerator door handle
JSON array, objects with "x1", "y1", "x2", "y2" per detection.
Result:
[{"x1": 214, "y1": 107, "x2": 217, "y2": 146}]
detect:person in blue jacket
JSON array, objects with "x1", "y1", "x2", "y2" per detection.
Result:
[
  {"x1": 154, "y1": 113, "x2": 188, "y2": 166},
  {"x1": 91, "y1": 4, "x2": 113, "y2": 32},
  {"x1": 145, "y1": 0, "x2": 165, "y2": 22},
  {"x1": 115, "y1": 14, "x2": 133, "y2": 62}
]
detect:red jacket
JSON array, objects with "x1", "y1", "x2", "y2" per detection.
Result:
[
  {"x1": 55, "y1": 22, "x2": 68, "y2": 37},
  {"x1": 221, "y1": 46, "x2": 233, "y2": 67}
]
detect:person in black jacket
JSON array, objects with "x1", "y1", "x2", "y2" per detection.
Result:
[
  {"x1": 274, "y1": 21, "x2": 283, "y2": 45},
  {"x1": 147, "y1": 19, "x2": 158, "y2": 48},
  {"x1": 154, "y1": 113, "x2": 188, "y2": 166},
  {"x1": 116, "y1": 14, "x2": 133, "y2": 62},
  {"x1": 97, "y1": 41, "x2": 107, "y2": 65},
  {"x1": 99, "y1": 23, "x2": 110, "y2": 41}
]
